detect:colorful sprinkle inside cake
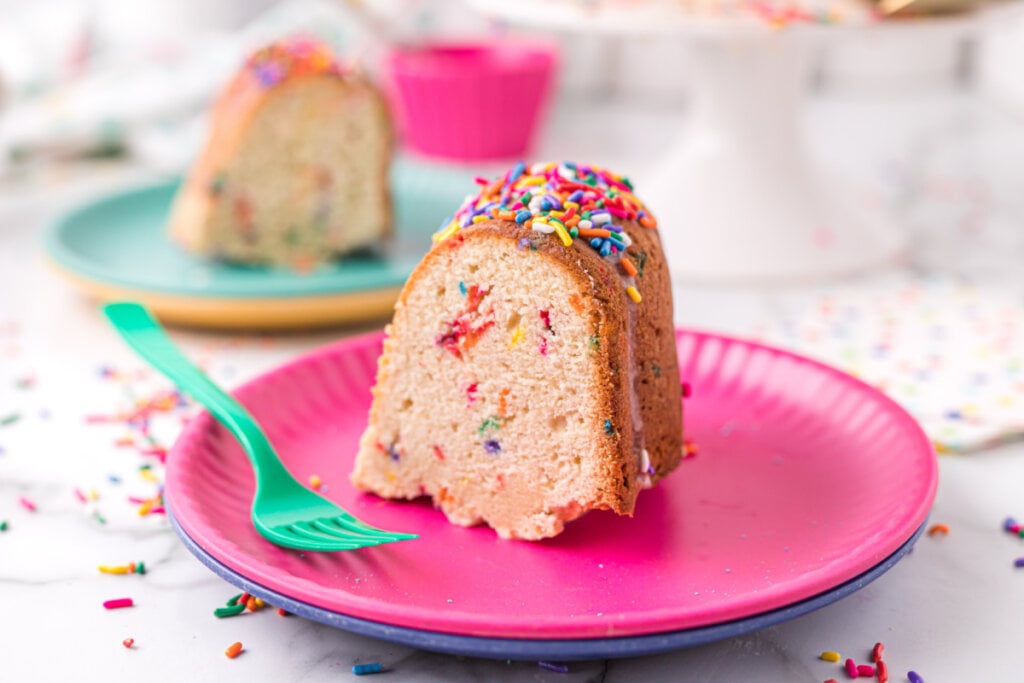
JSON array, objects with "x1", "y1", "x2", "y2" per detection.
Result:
[
  {"x1": 168, "y1": 37, "x2": 392, "y2": 269},
  {"x1": 351, "y1": 161, "x2": 684, "y2": 540}
]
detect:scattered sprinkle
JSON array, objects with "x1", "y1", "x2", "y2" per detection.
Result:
[
  {"x1": 871, "y1": 642, "x2": 884, "y2": 662},
  {"x1": 122, "y1": 638, "x2": 134, "y2": 648},
  {"x1": 844, "y1": 658, "x2": 858, "y2": 678},
  {"x1": 820, "y1": 651, "x2": 842, "y2": 662},
  {"x1": 877, "y1": 660, "x2": 889, "y2": 683},
  {"x1": 309, "y1": 474, "x2": 322, "y2": 491},
  {"x1": 352, "y1": 662, "x2": 384, "y2": 675},
  {"x1": 927, "y1": 523, "x2": 949, "y2": 536},
  {"x1": 0, "y1": 413, "x2": 20, "y2": 427},
  {"x1": 1013, "y1": 557, "x2": 1024, "y2": 568},
  {"x1": 908, "y1": 672, "x2": 924, "y2": 683},
  {"x1": 214, "y1": 603, "x2": 247, "y2": 618},
  {"x1": 538, "y1": 661, "x2": 569, "y2": 673},
  {"x1": 17, "y1": 496, "x2": 35, "y2": 512},
  {"x1": 856, "y1": 664, "x2": 875, "y2": 677},
  {"x1": 224, "y1": 641, "x2": 243, "y2": 659},
  {"x1": 103, "y1": 598, "x2": 134, "y2": 610},
  {"x1": 0, "y1": 521, "x2": 7, "y2": 531}
]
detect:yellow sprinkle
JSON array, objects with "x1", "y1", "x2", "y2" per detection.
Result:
[
  {"x1": 386, "y1": 471, "x2": 396, "y2": 482},
  {"x1": 89, "y1": 488, "x2": 100, "y2": 501},
  {"x1": 139, "y1": 469, "x2": 159, "y2": 483},
  {"x1": 552, "y1": 222, "x2": 573, "y2": 247},
  {"x1": 509, "y1": 324, "x2": 525, "y2": 347},
  {"x1": 472, "y1": 215, "x2": 488, "y2": 224},
  {"x1": 309, "y1": 474, "x2": 322, "y2": 490},
  {"x1": 138, "y1": 501, "x2": 153, "y2": 516},
  {"x1": 518, "y1": 177, "x2": 544, "y2": 187},
  {"x1": 98, "y1": 565, "x2": 130, "y2": 575},
  {"x1": 819, "y1": 651, "x2": 842, "y2": 662},
  {"x1": 626, "y1": 286, "x2": 642, "y2": 303},
  {"x1": 564, "y1": 201, "x2": 580, "y2": 210},
  {"x1": 433, "y1": 223, "x2": 459, "y2": 243}
]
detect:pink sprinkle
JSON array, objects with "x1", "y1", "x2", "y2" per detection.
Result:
[
  {"x1": 845, "y1": 658, "x2": 859, "y2": 678},
  {"x1": 104, "y1": 598, "x2": 134, "y2": 609},
  {"x1": 18, "y1": 497, "x2": 36, "y2": 512},
  {"x1": 148, "y1": 507, "x2": 166, "y2": 515},
  {"x1": 127, "y1": 496, "x2": 147, "y2": 504},
  {"x1": 857, "y1": 664, "x2": 875, "y2": 677},
  {"x1": 74, "y1": 488, "x2": 88, "y2": 503}
]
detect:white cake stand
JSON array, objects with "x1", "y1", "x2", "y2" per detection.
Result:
[{"x1": 468, "y1": 1, "x2": 979, "y2": 282}]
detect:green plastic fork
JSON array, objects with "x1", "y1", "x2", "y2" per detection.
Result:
[{"x1": 103, "y1": 302, "x2": 417, "y2": 552}]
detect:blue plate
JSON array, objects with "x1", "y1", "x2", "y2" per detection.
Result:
[{"x1": 168, "y1": 508, "x2": 925, "y2": 661}]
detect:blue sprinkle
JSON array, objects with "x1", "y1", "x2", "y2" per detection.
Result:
[
  {"x1": 544, "y1": 194, "x2": 563, "y2": 210},
  {"x1": 108, "y1": 475, "x2": 121, "y2": 484},
  {"x1": 387, "y1": 443, "x2": 401, "y2": 461},
  {"x1": 637, "y1": 210, "x2": 646, "y2": 217},
  {"x1": 1004, "y1": 517, "x2": 1018, "y2": 531},
  {"x1": 603, "y1": 419, "x2": 614, "y2": 435},
  {"x1": 908, "y1": 672, "x2": 925, "y2": 683},
  {"x1": 564, "y1": 161, "x2": 577, "y2": 170},
  {"x1": 589, "y1": 238, "x2": 603, "y2": 249},
  {"x1": 538, "y1": 661, "x2": 569, "y2": 673},
  {"x1": 945, "y1": 410, "x2": 962, "y2": 420},
  {"x1": 517, "y1": 237, "x2": 531, "y2": 250},
  {"x1": 510, "y1": 161, "x2": 526, "y2": 182},
  {"x1": 458, "y1": 281, "x2": 467, "y2": 296},
  {"x1": 599, "y1": 240, "x2": 612, "y2": 257},
  {"x1": 515, "y1": 210, "x2": 531, "y2": 223},
  {"x1": 567, "y1": 189, "x2": 584, "y2": 203},
  {"x1": 484, "y1": 439, "x2": 501, "y2": 454},
  {"x1": 607, "y1": 223, "x2": 623, "y2": 233},
  {"x1": 352, "y1": 662, "x2": 384, "y2": 675},
  {"x1": 540, "y1": 199, "x2": 552, "y2": 211}
]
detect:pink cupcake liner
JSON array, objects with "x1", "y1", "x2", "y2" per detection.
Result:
[{"x1": 386, "y1": 40, "x2": 559, "y2": 161}]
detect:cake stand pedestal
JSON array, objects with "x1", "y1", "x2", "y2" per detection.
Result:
[{"x1": 649, "y1": 28, "x2": 906, "y2": 283}]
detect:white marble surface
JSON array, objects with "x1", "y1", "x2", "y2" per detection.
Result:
[{"x1": 3, "y1": 88, "x2": 1024, "y2": 682}]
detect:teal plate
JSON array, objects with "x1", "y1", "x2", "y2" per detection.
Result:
[{"x1": 44, "y1": 158, "x2": 474, "y2": 330}]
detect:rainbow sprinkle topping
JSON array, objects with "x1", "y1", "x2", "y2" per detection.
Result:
[
  {"x1": 434, "y1": 161, "x2": 658, "y2": 302},
  {"x1": 246, "y1": 37, "x2": 347, "y2": 88}
]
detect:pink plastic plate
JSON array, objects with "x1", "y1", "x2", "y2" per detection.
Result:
[{"x1": 166, "y1": 329, "x2": 937, "y2": 643}]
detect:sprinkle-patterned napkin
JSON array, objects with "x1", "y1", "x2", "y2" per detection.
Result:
[{"x1": 752, "y1": 279, "x2": 1024, "y2": 453}]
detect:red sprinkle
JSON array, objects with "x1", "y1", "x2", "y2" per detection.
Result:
[
  {"x1": 104, "y1": 598, "x2": 134, "y2": 609},
  {"x1": 825, "y1": 680, "x2": 838, "y2": 683},
  {"x1": 122, "y1": 638, "x2": 134, "y2": 648},
  {"x1": 871, "y1": 642, "x2": 884, "y2": 663},
  {"x1": 877, "y1": 660, "x2": 889, "y2": 683},
  {"x1": 277, "y1": 608, "x2": 289, "y2": 616},
  {"x1": 18, "y1": 497, "x2": 36, "y2": 512},
  {"x1": 845, "y1": 659, "x2": 859, "y2": 678},
  {"x1": 857, "y1": 664, "x2": 875, "y2": 677}
]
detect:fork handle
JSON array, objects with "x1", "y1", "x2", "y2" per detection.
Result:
[{"x1": 102, "y1": 302, "x2": 294, "y2": 484}]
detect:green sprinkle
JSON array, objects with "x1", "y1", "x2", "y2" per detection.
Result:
[
  {"x1": 214, "y1": 603, "x2": 247, "y2": 618},
  {"x1": 458, "y1": 281, "x2": 467, "y2": 297},
  {"x1": 94, "y1": 512, "x2": 107, "y2": 525},
  {"x1": 0, "y1": 520, "x2": 8, "y2": 531},
  {"x1": 569, "y1": 227, "x2": 579, "y2": 238},
  {"x1": 0, "y1": 413, "x2": 21, "y2": 427},
  {"x1": 478, "y1": 416, "x2": 501, "y2": 436},
  {"x1": 226, "y1": 593, "x2": 243, "y2": 606},
  {"x1": 581, "y1": 211, "x2": 592, "y2": 219},
  {"x1": 635, "y1": 250, "x2": 648, "y2": 277},
  {"x1": 622, "y1": 177, "x2": 634, "y2": 190},
  {"x1": 608, "y1": 231, "x2": 624, "y2": 244},
  {"x1": 134, "y1": 561, "x2": 146, "y2": 575},
  {"x1": 522, "y1": 191, "x2": 533, "y2": 204},
  {"x1": 588, "y1": 335, "x2": 601, "y2": 350}
]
